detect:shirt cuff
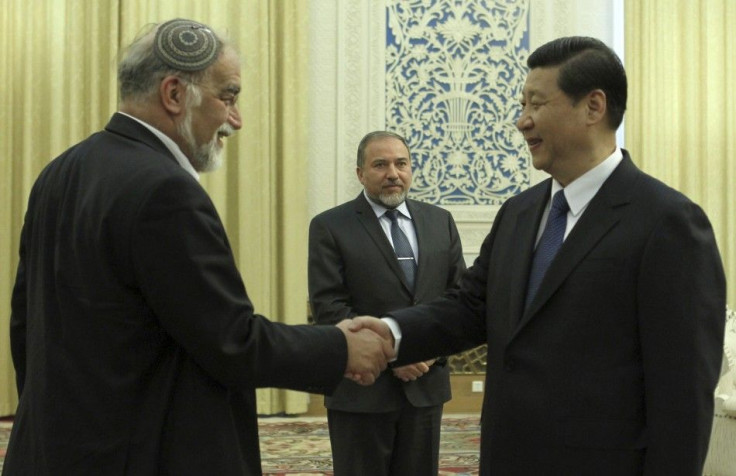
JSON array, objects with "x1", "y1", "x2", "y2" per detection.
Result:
[{"x1": 381, "y1": 317, "x2": 402, "y2": 362}]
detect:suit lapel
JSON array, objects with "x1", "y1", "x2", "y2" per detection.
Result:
[
  {"x1": 353, "y1": 194, "x2": 413, "y2": 292},
  {"x1": 518, "y1": 155, "x2": 637, "y2": 329},
  {"x1": 508, "y1": 184, "x2": 550, "y2": 326}
]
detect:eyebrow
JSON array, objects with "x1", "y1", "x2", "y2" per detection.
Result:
[
  {"x1": 372, "y1": 157, "x2": 409, "y2": 163},
  {"x1": 223, "y1": 85, "x2": 241, "y2": 95},
  {"x1": 520, "y1": 89, "x2": 549, "y2": 102}
]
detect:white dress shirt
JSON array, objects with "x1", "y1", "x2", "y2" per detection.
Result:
[{"x1": 535, "y1": 147, "x2": 623, "y2": 246}]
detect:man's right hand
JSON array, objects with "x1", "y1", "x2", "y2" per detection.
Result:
[
  {"x1": 337, "y1": 318, "x2": 394, "y2": 385},
  {"x1": 348, "y1": 315, "x2": 394, "y2": 344}
]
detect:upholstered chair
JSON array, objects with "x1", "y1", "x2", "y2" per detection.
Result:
[{"x1": 703, "y1": 305, "x2": 736, "y2": 475}]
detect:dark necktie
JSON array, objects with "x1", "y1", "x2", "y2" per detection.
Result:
[
  {"x1": 385, "y1": 210, "x2": 416, "y2": 290},
  {"x1": 525, "y1": 190, "x2": 569, "y2": 309}
]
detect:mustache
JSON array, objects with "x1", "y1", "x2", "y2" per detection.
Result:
[{"x1": 217, "y1": 124, "x2": 235, "y2": 138}]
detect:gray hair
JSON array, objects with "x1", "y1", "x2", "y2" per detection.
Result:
[{"x1": 118, "y1": 21, "x2": 229, "y2": 103}]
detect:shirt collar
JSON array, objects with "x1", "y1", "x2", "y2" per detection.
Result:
[
  {"x1": 363, "y1": 190, "x2": 412, "y2": 220},
  {"x1": 118, "y1": 112, "x2": 200, "y2": 181},
  {"x1": 551, "y1": 147, "x2": 623, "y2": 217}
]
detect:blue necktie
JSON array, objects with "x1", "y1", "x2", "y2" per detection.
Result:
[
  {"x1": 385, "y1": 210, "x2": 416, "y2": 290},
  {"x1": 525, "y1": 190, "x2": 569, "y2": 310}
]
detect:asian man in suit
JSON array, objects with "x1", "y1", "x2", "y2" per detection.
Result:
[
  {"x1": 308, "y1": 131, "x2": 466, "y2": 475},
  {"x1": 6, "y1": 19, "x2": 391, "y2": 476},
  {"x1": 351, "y1": 37, "x2": 726, "y2": 475}
]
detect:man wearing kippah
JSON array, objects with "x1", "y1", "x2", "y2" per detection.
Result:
[{"x1": 4, "y1": 19, "x2": 393, "y2": 475}]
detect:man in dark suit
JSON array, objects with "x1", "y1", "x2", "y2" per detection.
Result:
[
  {"x1": 5, "y1": 19, "x2": 391, "y2": 476},
  {"x1": 308, "y1": 131, "x2": 466, "y2": 475},
  {"x1": 352, "y1": 37, "x2": 726, "y2": 475}
]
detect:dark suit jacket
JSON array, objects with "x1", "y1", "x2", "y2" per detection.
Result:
[
  {"x1": 308, "y1": 193, "x2": 465, "y2": 412},
  {"x1": 7, "y1": 113, "x2": 348, "y2": 476},
  {"x1": 389, "y1": 152, "x2": 726, "y2": 475}
]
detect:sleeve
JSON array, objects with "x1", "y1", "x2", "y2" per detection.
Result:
[
  {"x1": 638, "y1": 201, "x2": 726, "y2": 474},
  {"x1": 10, "y1": 223, "x2": 28, "y2": 395},
  {"x1": 445, "y1": 211, "x2": 467, "y2": 290},
  {"x1": 389, "y1": 202, "x2": 509, "y2": 365},
  {"x1": 307, "y1": 215, "x2": 358, "y2": 325},
  {"x1": 131, "y1": 174, "x2": 347, "y2": 393}
]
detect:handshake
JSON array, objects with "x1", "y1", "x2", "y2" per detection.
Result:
[{"x1": 337, "y1": 316, "x2": 394, "y2": 385}]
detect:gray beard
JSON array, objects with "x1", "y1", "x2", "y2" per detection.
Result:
[
  {"x1": 367, "y1": 189, "x2": 407, "y2": 209},
  {"x1": 189, "y1": 136, "x2": 223, "y2": 173},
  {"x1": 175, "y1": 85, "x2": 231, "y2": 173},
  {"x1": 177, "y1": 116, "x2": 224, "y2": 173}
]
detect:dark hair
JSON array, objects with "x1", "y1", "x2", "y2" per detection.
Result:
[
  {"x1": 356, "y1": 131, "x2": 411, "y2": 168},
  {"x1": 528, "y1": 36, "x2": 627, "y2": 129}
]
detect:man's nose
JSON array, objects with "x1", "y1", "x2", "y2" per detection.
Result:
[
  {"x1": 228, "y1": 105, "x2": 242, "y2": 130},
  {"x1": 516, "y1": 110, "x2": 531, "y2": 131}
]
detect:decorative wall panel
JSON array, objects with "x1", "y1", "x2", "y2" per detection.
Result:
[
  {"x1": 386, "y1": 0, "x2": 530, "y2": 206},
  {"x1": 384, "y1": 0, "x2": 529, "y2": 374}
]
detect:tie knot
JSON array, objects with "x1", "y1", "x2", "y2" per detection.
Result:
[
  {"x1": 385, "y1": 210, "x2": 399, "y2": 222},
  {"x1": 551, "y1": 190, "x2": 569, "y2": 214}
]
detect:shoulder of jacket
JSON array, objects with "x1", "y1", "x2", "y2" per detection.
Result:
[{"x1": 311, "y1": 197, "x2": 363, "y2": 223}]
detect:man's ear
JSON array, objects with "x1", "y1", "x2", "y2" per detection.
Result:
[
  {"x1": 356, "y1": 166, "x2": 365, "y2": 184},
  {"x1": 159, "y1": 76, "x2": 186, "y2": 114},
  {"x1": 585, "y1": 89, "x2": 607, "y2": 125}
]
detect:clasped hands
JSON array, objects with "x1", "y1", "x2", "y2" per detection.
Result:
[
  {"x1": 337, "y1": 316, "x2": 394, "y2": 385},
  {"x1": 392, "y1": 359, "x2": 435, "y2": 382}
]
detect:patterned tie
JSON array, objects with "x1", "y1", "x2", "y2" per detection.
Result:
[
  {"x1": 385, "y1": 210, "x2": 416, "y2": 290},
  {"x1": 525, "y1": 190, "x2": 569, "y2": 310}
]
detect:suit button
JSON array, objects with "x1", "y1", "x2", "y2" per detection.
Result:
[
  {"x1": 412, "y1": 299, "x2": 418, "y2": 305},
  {"x1": 504, "y1": 358, "x2": 515, "y2": 372}
]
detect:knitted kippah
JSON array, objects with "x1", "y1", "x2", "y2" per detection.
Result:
[{"x1": 154, "y1": 18, "x2": 221, "y2": 72}]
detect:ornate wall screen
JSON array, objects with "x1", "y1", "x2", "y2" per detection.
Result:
[{"x1": 386, "y1": 0, "x2": 530, "y2": 206}]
